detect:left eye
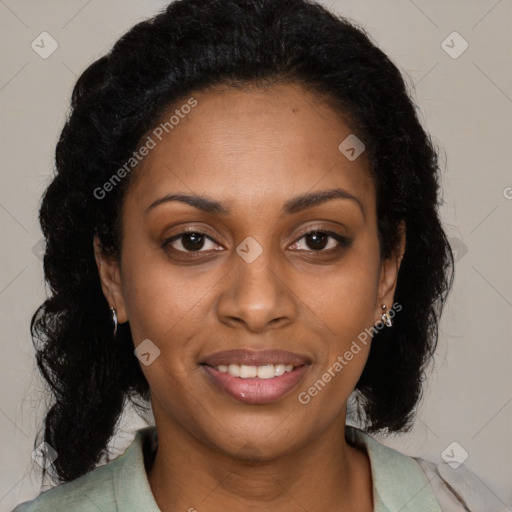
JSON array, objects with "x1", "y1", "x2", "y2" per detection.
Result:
[{"x1": 289, "y1": 230, "x2": 348, "y2": 251}]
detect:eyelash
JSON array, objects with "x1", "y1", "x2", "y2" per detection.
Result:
[{"x1": 162, "y1": 228, "x2": 351, "y2": 256}]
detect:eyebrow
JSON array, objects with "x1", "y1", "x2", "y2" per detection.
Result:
[{"x1": 145, "y1": 188, "x2": 364, "y2": 217}]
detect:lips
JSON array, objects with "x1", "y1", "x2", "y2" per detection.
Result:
[
  {"x1": 201, "y1": 348, "x2": 311, "y2": 368},
  {"x1": 200, "y1": 349, "x2": 311, "y2": 404}
]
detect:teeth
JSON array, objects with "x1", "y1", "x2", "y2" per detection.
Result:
[
  {"x1": 274, "y1": 364, "x2": 286, "y2": 376},
  {"x1": 228, "y1": 364, "x2": 240, "y2": 377},
  {"x1": 239, "y1": 364, "x2": 257, "y2": 378},
  {"x1": 257, "y1": 365, "x2": 276, "y2": 379},
  {"x1": 218, "y1": 363, "x2": 295, "y2": 379}
]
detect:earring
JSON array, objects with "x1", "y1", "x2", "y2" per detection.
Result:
[
  {"x1": 380, "y1": 304, "x2": 392, "y2": 327},
  {"x1": 111, "y1": 307, "x2": 118, "y2": 338}
]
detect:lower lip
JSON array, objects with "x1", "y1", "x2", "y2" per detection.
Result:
[{"x1": 202, "y1": 364, "x2": 309, "y2": 404}]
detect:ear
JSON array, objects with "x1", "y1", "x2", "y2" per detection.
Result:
[
  {"x1": 375, "y1": 221, "x2": 406, "y2": 323},
  {"x1": 93, "y1": 234, "x2": 128, "y2": 324}
]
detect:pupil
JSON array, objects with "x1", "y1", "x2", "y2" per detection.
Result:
[
  {"x1": 183, "y1": 233, "x2": 204, "y2": 251},
  {"x1": 306, "y1": 232, "x2": 327, "y2": 250}
]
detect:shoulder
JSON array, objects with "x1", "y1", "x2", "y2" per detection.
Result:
[
  {"x1": 11, "y1": 427, "x2": 159, "y2": 512},
  {"x1": 10, "y1": 461, "x2": 117, "y2": 512},
  {"x1": 346, "y1": 427, "x2": 443, "y2": 511},
  {"x1": 416, "y1": 457, "x2": 507, "y2": 512},
  {"x1": 346, "y1": 426, "x2": 502, "y2": 512}
]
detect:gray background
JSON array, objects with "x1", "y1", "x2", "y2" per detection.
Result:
[{"x1": 1, "y1": 0, "x2": 511, "y2": 509}]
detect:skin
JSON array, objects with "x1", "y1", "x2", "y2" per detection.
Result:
[{"x1": 94, "y1": 83, "x2": 405, "y2": 512}]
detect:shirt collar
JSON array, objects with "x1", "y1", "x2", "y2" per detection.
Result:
[
  {"x1": 114, "y1": 426, "x2": 161, "y2": 511},
  {"x1": 346, "y1": 426, "x2": 442, "y2": 512}
]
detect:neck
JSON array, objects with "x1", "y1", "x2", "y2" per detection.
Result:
[{"x1": 147, "y1": 406, "x2": 373, "y2": 512}]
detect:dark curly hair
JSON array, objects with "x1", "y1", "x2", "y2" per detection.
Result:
[{"x1": 31, "y1": 0, "x2": 453, "y2": 484}]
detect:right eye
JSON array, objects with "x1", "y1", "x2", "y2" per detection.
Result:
[{"x1": 162, "y1": 231, "x2": 223, "y2": 253}]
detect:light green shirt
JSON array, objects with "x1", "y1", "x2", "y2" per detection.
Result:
[{"x1": 12, "y1": 426, "x2": 472, "y2": 511}]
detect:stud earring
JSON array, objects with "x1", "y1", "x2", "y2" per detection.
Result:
[
  {"x1": 111, "y1": 307, "x2": 118, "y2": 338},
  {"x1": 380, "y1": 304, "x2": 392, "y2": 327}
]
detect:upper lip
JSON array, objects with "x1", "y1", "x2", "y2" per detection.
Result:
[{"x1": 201, "y1": 349, "x2": 311, "y2": 367}]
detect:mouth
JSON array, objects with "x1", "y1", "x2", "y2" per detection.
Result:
[{"x1": 200, "y1": 349, "x2": 311, "y2": 404}]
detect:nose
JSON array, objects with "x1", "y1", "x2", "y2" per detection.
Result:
[{"x1": 216, "y1": 249, "x2": 298, "y2": 333}]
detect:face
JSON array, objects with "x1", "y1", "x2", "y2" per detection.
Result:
[{"x1": 95, "y1": 83, "x2": 403, "y2": 460}]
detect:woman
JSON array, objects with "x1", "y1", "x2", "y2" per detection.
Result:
[{"x1": 12, "y1": 0, "x2": 495, "y2": 510}]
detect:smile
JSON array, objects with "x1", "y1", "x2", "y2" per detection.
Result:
[{"x1": 200, "y1": 349, "x2": 311, "y2": 404}]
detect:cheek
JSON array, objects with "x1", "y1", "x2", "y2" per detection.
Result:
[
  {"x1": 297, "y1": 260, "x2": 379, "y2": 416},
  {"x1": 313, "y1": 245, "x2": 381, "y2": 337},
  {"x1": 119, "y1": 249, "x2": 210, "y2": 400},
  {"x1": 299, "y1": 236, "x2": 381, "y2": 402},
  {"x1": 118, "y1": 241, "x2": 209, "y2": 347}
]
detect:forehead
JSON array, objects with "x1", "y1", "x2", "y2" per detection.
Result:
[{"x1": 125, "y1": 83, "x2": 375, "y2": 215}]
